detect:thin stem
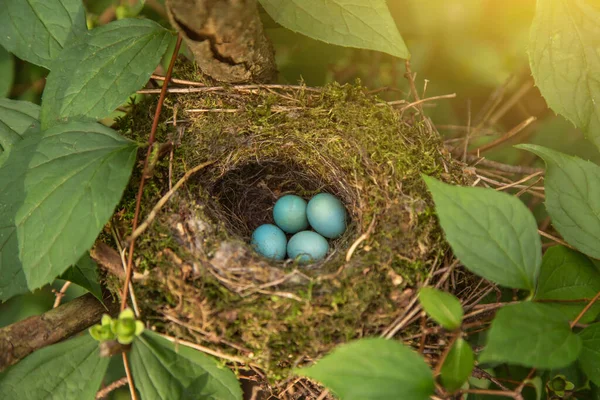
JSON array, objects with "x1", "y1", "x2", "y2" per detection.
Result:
[
  {"x1": 470, "y1": 116, "x2": 536, "y2": 155},
  {"x1": 122, "y1": 352, "x2": 138, "y2": 400},
  {"x1": 95, "y1": 377, "x2": 128, "y2": 399},
  {"x1": 120, "y1": 34, "x2": 183, "y2": 311},
  {"x1": 461, "y1": 388, "x2": 519, "y2": 398},
  {"x1": 571, "y1": 291, "x2": 600, "y2": 328},
  {"x1": 434, "y1": 332, "x2": 459, "y2": 377},
  {"x1": 53, "y1": 281, "x2": 72, "y2": 308}
]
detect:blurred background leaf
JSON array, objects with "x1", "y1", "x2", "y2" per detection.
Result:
[{"x1": 0, "y1": 47, "x2": 14, "y2": 98}]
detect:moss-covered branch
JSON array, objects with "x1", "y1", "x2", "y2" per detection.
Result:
[{"x1": 0, "y1": 292, "x2": 118, "y2": 372}]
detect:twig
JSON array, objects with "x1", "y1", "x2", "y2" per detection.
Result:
[
  {"x1": 0, "y1": 293, "x2": 118, "y2": 372},
  {"x1": 404, "y1": 60, "x2": 422, "y2": 112},
  {"x1": 345, "y1": 217, "x2": 377, "y2": 262},
  {"x1": 96, "y1": 377, "x2": 128, "y2": 399},
  {"x1": 461, "y1": 388, "x2": 519, "y2": 398},
  {"x1": 463, "y1": 99, "x2": 472, "y2": 162},
  {"x1": 514, "y1": 177, "x2": 543, "y2": 198},
  {"x1": 419, "y1": 313, "x2": 427, "y2": 354},
  {"x1": 162, "y1": 314, "x2": 251, "y2": 354},
  {"x1": 470, "y1": 116, "x2": 536, "y2": 155},
  {"x1": 487, "y1": 80, "x2": 534, "y2": 126},
  {"x1": 53, "y1": 281, "x2": 72, "y2": 308},
  {"x1": 382, "y1": 259, "x2": 456, "y2": 339},
  {"x1": 127, "y1": 160, "x2": 215, "y2": 243},
  {"x1": 119, "y1": 34, "x2": 183, "y2": 400},
  {"x1": 151, "y1": 74, "x2": 206, "y2": 87},
  {"x1": 473, "y1": 367, "x2": 512, "y2": 392},
  {"x1": 463, "y1": 154, "x2": 543, "y2": 175},
  {"x1": 571, "y1": 291, "x2": 600, "y2": 328},
  {"x1": 538, "y1": 230, "x2": 575, "y2": 250},
  {"x1": 433, "y1": 333, "x2": 459, "y2": 377},
  {"x1": 476, "y1": 175, "x2": 544, "y2": 199},
  {"x1": 122, "y1": 352, "x2": 138, "y2": 400},
  {"x1": 316, "y1": 389, "x2": 330, "y2": 400},
  {"x1": 495, "y1": 171, "x2": 543, "y2": 191},
  {"x1": 399, "y1": 93, "x2": 457, "y2": 112},
  {"x1": 137, "y1": 84, "x2": 321, "y2": 94},
  {"x1": 158, "y1": 333, "x2": 247, "y2": 364},
  {"x1": 121, "y1": 34, "x2": 183, "y2": 311}
]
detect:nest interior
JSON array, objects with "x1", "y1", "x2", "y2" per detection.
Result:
[{"x1": 109, "y1": 80, "x2": 469, "y2": 383}]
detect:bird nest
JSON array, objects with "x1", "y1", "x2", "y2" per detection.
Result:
[{"x1": 105, "y1": 80, "x2": 470, "y2": 389}]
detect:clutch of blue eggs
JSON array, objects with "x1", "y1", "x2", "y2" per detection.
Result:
[{"x1": 251, "y1": 193, "x2": 347, "y2": 264}]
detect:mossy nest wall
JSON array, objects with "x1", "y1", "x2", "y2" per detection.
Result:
[{"x1": 110, "y1": 82, "x2": 468, "y2": 381}]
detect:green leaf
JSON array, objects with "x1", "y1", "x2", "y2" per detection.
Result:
[
  {"x1": 418, "y1": 287, "x2": 463, "y2": 330},
  {"x1": 517, "y1": 144, "x2": 600, "y2": 259},
  {"x1": 0, "y1": 0, "x2": 87, "y2": 69},
  {"x1": 40, "y1": 18, "x2": 172, "y2": 128},
  {"x1": 0, "y1": 334, "x2": 109, "y2": 399},
  {"x1": 480, "y1": 302, "x2": 582, "y2": 369},
  {"x1": 527, "y1": 376, "x2": 544, "y2": 400},
  {"x1": 0, "y1": 47, "x2": 14, "y2": 98},
  {"x1": 258, "y1": 0, "x2": 410, "y2": 59},
  {"x1": 130, "y1": 331, "x2": 242, "y2": 400},
  {"x1": 534, "y1": 246, "x2": 600, "y2": 323},
  {"x1": 296, "y1": 338, "x2": 434, "y2": 400},
  {"x1": 529, "y1": 0, "x2": 600, "y2": 149},
  {"x1": 441, "y1": 338, "x2": 474, "y2": 393},
  {"x1": 578, "y1": 323, "x2": 600, "y2": 386},
  {"x1": 0, "y1": 98, "x2": 40, "y2": 155},
  {"x1": 59, "y1": 252, "x2": 103, "y2": 303},
  {"x1": 423, "y1": 175, "x2": 542, "y2": 290},
  {"x1": 0, "y1": 120, "x2": 137, "y2": 301}
]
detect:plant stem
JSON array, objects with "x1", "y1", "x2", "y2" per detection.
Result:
[
  {"x1": 119, "y1": 33, "x2": 183, "y2": 311},
  {"x1": 122, "y1": 352, "x2": 138, "y2": 400},
  {"x1": 433, "y1": 332, "x2": 459, "y2": 377},
  {"x1": 571, "y1": 290, "x2": 600, "y2": 328}
]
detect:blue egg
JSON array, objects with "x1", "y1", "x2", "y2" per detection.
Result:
[
  {"x1": 251, "y1": 224, "x2": 287, "y2": 260},
  {"x1": 306, "y1": 193, "x2": 347, "y2": 238},
  {"x1": 273, "y1": 194, "x2": 309, "y2": 233},
  {"x1": 287, "y1": 231, "x2": 329, "y2": 264}
]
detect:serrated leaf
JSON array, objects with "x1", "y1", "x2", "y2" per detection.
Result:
[
  {"x1": 0, "y1": 120, "x2": 137, "y2": 301},
  {"x1": 578, "y1": 323, "x2": 600, "y2": 386},
  {"x1": 0, "y1": 334, "x2": 109, "y2": 399},
  {"x1": 296, "y1": 338, "x2": 434, "y2": 400},
  {"x1": 0, "y1": 47, "x2": 14, "y2": 98},
  {"x1": 418, "y1": 287, "x2": 463, "y2": 330},
  {"x1": 441, "y1": 338, "x2": 474, "y2": 393},
  {"x1": 130, "y1": 331, "x2": 242, "y2": 400},
  {"x1": 529, "y1": 0, "x2": 600, "y2": 149},
  {"x1": 40, "y1": 18, "x2": 172, "y2": 128},
  {"x1": 480, "y1": 302, "x2": 582, "y2": 369},
  {"x1": 0, "y1": 0, "x2": 87, "y2": 69},
  {"x1": 258, "y1": 0, "x2": 409, "y2": 59},
  {"x1": 59, "y1": 252, "x2": 103, "y2": 304},
  {"x1": 517, "y1": 144, "x2": 600, "y2": 259},
  {"x1": 534, "y1": 246, "x2": 600, "y2": 323},
  {"x1": 0, "y1": 98, "x2": 40, "y2": 155},
  {"x1": 423, "y1": 175, "x2": 542, "y2": 290}
]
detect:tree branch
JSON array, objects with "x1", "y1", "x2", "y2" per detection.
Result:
[
  {"x1": 0, "y1": 292, "x2": 118, "y2": 372},
  {"x1": 166, "y1": 0, "x2": 277, "y2": 83}
]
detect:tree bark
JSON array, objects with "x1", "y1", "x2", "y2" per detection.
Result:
[
  {"x1": 166, "y1": 0, "x2": 277, "y2": 83},
  {"x1": 0, "y1": 292, "x2": 118, "y2": 372}
]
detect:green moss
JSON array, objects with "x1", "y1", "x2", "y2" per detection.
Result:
[{"x1": 109, "y1": 81, "x2": 469, "y2": 386}]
